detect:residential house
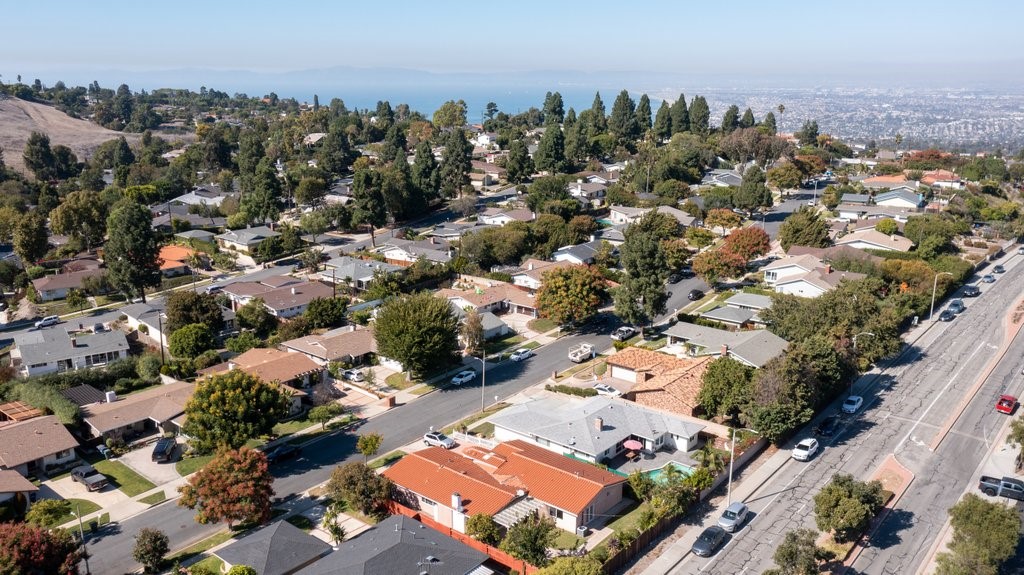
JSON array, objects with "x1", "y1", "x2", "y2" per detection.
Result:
[
  {"x1": 321, "y1": 256, "x2": 403, "y2": 291},
  {"x1": 835, "y1": 228, "x2": 914, "y2": 252},
  {"x1": 80, "y1": 381, "x2": 194, "y2": 440},
  {"x1": 606, "y1": 347, "x2": 713, "y2": 417},
  {"x1": 0, "y1": 470, "x2": 39, "y2": 515},
  {"x1": 586, "y1": 171, "x2": 621, "y2": 186},
  {"x1": 873, "y1": 189, "x2": 925, "y2": 209},
  {"x1": 664, "y1": 322, "x2": 790, "y2": 368},
  {"x1": 552, "y1": 239, "x2": 606, "y2": 265},
  {"x1": 474, "y1": 132, "x2": 498, "y2": 148},
  {"x1": 478, "y1": 207, "x2": 535, "y2": 226},
  {"x1": 378, "y1": 237, "x2": 453, "y2": 267},
  {"x1": 437, "y1": 278, "x2": 540, "y2": 318},
  {"x1": 385, "y1": 440, "x2": 625, "y2": 533},
  {"x1": 568, "y1": 180, "x2": 608, "y2": 207},
  {"x1": 722, "y1": 292, "x2": 773, "y2": 314},
  {"x1": 699, "y1": 306, "x2": 757, "y2": 329},
  {"x1": 222, "y1": 276, "x2": 335, "y2": 318},
  {"x1": 169, "y1": 187, "x2": 233, "y2": 207},
  {"x1": 200, "y1": 348, "x2": 323, "y2": 415},
  {"x1": 216, "y1": 226, "x2": 281, "y2": 253},
  {"x1": 215, "y1": 520, "x2": 332, "y2": 575},
  {"x1": 922, "y1": 169, "x2": 962, "y2": 189},
  {"x1": 151, "y1": 202, "x2": 226, "y2": 232},
  {"x1": 700, "y1": 169, "x2": 744, "y2": 188},
  {"x1": 595, "y1": 224, "x2": 628, "y2": 246},
  {"x1": 471, "y1": 159, "x2": 505, "y2": 179},
  {"x1": 295, "y1": 515, "x2": 491, "y2": 575},
  {"x1": 489, "y1": 396, "x2": 705, "y2": 464},
  {"x1": 121, "y1": 300, "x2": 235, "y2": 346},
  {"x1": 11, "y1": 326, "x2": 129, "y2": 378},
  {"x1": 450, "y1": 303, "x2": 510, "y2": 341},
  {"x1": 31, "y1": 268, "x2": 106, "y2": 302},
  {"x1": 835, "y1": 204, "x2": 916, "y2": 223},
  {"x1": 280, "y1": 326, "x2": 377, "y2": 366},
  {"x1": 302, "y1": 132, "x2": 328, "y2": 147},
  {"x1": 174, "y1": 229, "x2": 216, "y2": 245},
  {"x1": 608, "y1": 205, "x2": 694, "y2": 228},
  {"x1": 786, "y1": 244, "x2": 885, "y2": 267},
  {"x1": 839, "y1": 193, "x2": 871, "y2": 205},
  {"x1": 158, "y1": 245, "x2": 197, "y2": 277},
  {"x1": 428, "y1": 221, "x2": 495, "y2": 240},
  {"x1": 763, "y1": 255, "x2": 867, "y2": 297},
  {"x1": 510, "y1": 259, "x2": 575, "y2": 292},
  {"x1": 469, "y1": 171, "x2": 498, "y2": 189},
  {"x1": 0, "y1": 416, "x2": 79, "y2": 477}
]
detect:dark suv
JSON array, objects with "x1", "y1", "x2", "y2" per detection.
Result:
[{"x1": 152, "y1": 437, "x2": 177, "y2": 462}]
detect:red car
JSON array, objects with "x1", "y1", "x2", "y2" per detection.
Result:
[{"x1": 996, "y1": 395, "x2": 1018, "y2": 415}]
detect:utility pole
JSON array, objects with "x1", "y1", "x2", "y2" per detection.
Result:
[{"x1": 74, "y1": 504, "x2": 91, "y2": 575}]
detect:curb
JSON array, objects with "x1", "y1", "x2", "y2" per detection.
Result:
[{"x1": 840, "y1": 455, "x2": 916, "y2": 571}]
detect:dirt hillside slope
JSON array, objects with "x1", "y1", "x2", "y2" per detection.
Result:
[{"x1": 0, "y1": 96, "x2": 140, "y2": 176}]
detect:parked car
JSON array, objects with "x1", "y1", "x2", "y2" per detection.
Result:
[
  {"x1": 938, "y1": 310, "x2": 956, "y2": 322},
  {"x1": 981, "y1": 274, "x2": 996, "y2": 283},
  {"x1": 1018, "y1": 246, "x2": 1024, "y2": 255},
  {"x1": 996, "y1": 395, "x2": 1018, "y2": 415},
  {"x1": 205, "y1": 285, "x2": 223, "y2": 294},
  {"x1": 451, "y1": 370, "x2": 476, "y2": 385},
  {"x1": 691, "y1": 525, "x2": 727, "y2": 557},
  {"x1": 962, "y1": 285, "x2": 981, "y2": 297},
  {"x1": 947, "y1": 299, "x2": 965, "y2": 314},
  {"x1": 842, "y1": 395, "x2": 864, "y2": 414},
  {"x1": 151, "y1": 437, "x2": 177, "y2": 463},
  {"x1": 509, "y1": 348, "x2": 534, "y2": 362},
  {"x1": 568, "y1": 343, "x2": 595, "y2": 363},
  {"x1": 70, "y1": 465, "x2": 109, "y2": 491},
  {"x1": 611, "y1": 326, "x2": 637, "y2": 341},
  {"x1": 993, "y1": 264, "x2": 1006, "y2": 273},
  {"x1": 264, "y1": 443, "x2": 302, "y2": 464},
  {"x1": 814, "y1": 415, "x2": 841, "y2": 437},
  {"x1": 791, "y1": 438, "x2": 820, "y2": 461},
  {"x1": 717, "y1": 502, "x2": 750, "y2": 533},
  {"x1": 423, "y1": 431, "x2": 455, "y2": 449},
  {"x1": 978, "y1": 475, "x2": 1024, "y2": 500},
  {"x1": 342, "y1": 369, "x2": 365, "y2": 382},
  {"x1": 687, "y1": 289, "x2": 705, "y2": 301},
  {"x1": 34, "y1": 315, "x2": 60, "y2": 328},
  {"x1": 593, "y1": 383, "x2": 622, "y2": 397},
  {"x1": 668, "y1": 273, "x2": 681, "y2": 284}
]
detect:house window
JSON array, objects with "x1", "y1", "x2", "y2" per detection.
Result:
[
  {"x1": 30, "y1": 362, "x2": 48, "y2": 369},
  {"x1": 57, "y1": 359, "x2": 73, "y2": 372},
  {"x1": 548, "y1": 507, "x2": 563, "y2": 520},
  {"x1": 421, "y1": 497, "x2": 436, "y2": 507},
  {"x1": 56, "y1": 449, "x2": 72, "y2": 459}
]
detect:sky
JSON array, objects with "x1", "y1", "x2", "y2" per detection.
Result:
[{"x1": 2, "y1": 0, "x2": 1022, "y2": 79}]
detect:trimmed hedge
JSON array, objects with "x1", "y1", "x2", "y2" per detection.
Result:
[{"x1": 545, "y1": 384, "x2": 598, "y2": 397}]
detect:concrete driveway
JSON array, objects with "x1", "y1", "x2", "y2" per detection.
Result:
[
  {"x1": 43, "y1": 475, "x2": 129, "y2": 508},
  {"x1": 119, "y1": 441, "x2": 182, "y2": 485}
]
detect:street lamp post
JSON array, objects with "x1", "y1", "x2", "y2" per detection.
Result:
[
  {"x1": 157, "y1": 313, "x2": 166, "y2": 366},
  {"x1": 929, "y1": 272, "x2": 954, "y2": 321},
  {"x1": 727, "y1": 427, "x2": 758, "y2": 506},
  {"x1": 72, "y1": 504, "x2": 91, "y2": 575},
  {"x1": 479, "y1": 353, "x2": 487, "y2": 413}
]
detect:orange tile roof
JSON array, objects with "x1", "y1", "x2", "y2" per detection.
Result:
[
  {"x1": 862, "y1": 174, "x2": 908, "y2": 185},
  {"x1": 629, "y1": 356, "x2": 713, "y2": 417},
  {"x1": 606, "y1": 347, "x2": 680, "y2": 373},
  {"x1": 223, "y1": 348, "x2": 321, "y2": 385},
  {"x1": 383, "y1": 447, "x2": 517, "y2": 516},
  {"x1": 158, "y1": 245, "x2": 196, "y2": 270}
]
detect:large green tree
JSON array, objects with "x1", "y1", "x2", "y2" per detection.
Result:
[
  {"x1": 164, "y1": 290, "x2": 225, "y2": 333},
  {"x1": 614, "y1": 211, "x2": 672, "y2": 327},
  {"x1": 542, "y1": 91, "x2": 565, "y2": 125},
  {"x1": 653, "y1": 101, "x2": 673, "y2": 141},
  {"x1": 50, "y1": 191, "x2": 107, "y2": 251},
  {"x1": 13, "y1": 211, "x2": 49, "y2": 265},
  {"x1": 373, "y1": 292, "x2": 460, "y2": 377},
  {"x1": 765, "y1": 528, "x2": 833, "y2": 575},
  {"x1": 813, "y1": 473, "x2": 885, "y2": 543},
  {"x1": 505, "y1": 139, "x2": 534, "y2": 184},
  {"x1": 500, "y1": 514, "x2": 558, "y2": 567},
  {"x1": 534, "y1": 124, "x2": 566, "y2": 173},
  {"x1": 411, "y1": 141, "x2": 440, "y2": 202},
  {"x1": 608, "y1": 89, "x2": 639, "y2": 145},
  {"x1": 669, "y1": 93, "x2": 689, "y2": 135},
  {"x1": 439, "y1": 129, "x2": 472, "y2": 197},
  {"x1": 935, "y1": 493, "x2": 1021, "y2": 575},
  {"x1": 721, "y1": 105, "x2": 740, "y2": 133},
  {"x1": 778, "y1": 206, "x2": 831, "y2": 251},
  {"x1": 697, "y1": 357, "x2": 753, "y2": 420},
  {"x1": 723, "y1": 226, "x2": 771, "y2": 260},
  {"x1": 182, "y1": 370, "x2": 290, "y2": 453},
  {"x1": 535, "y1": 265, "x2": 607, "y2": 326},
  {"x1": 168, "y1": 323, "x2": 216, "y2": 359},
  {"x1": 105, "y1": 199, "x2": 161, "y2": 301},
  {"x1": 692, "y1": 248, "x2": 747, "y2": 285},
  {"x1": 22, "y1": 131, "x2": 56, "y2": 181},
  {"x1": 133, "y1": 528, "x2": 170, "y2": 574},
  {"x1": 326, "y1": 462, "x2": 393, "y2": 518},
  {"x1": 235, "y1": 297, "x2": 277, "y2": 337},
  {"x1": 351, "y1": 168, "x2": 387, "y2": 247},
  {"x1": 733, "y1": 166, "x2": 773, "y2": 213},
  {"x1": 178, "y1": 447, "x2": 274, "y2": 527},
  {"x1": 635, "y1": 94, "x2": 653, "y2": 134},
  {"x1": 688, "y1": 96, "x2": 710, "y2": 136}
]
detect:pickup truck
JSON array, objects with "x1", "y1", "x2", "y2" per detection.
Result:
[
  {"x1": 568, "y1": 343, "x2": 595, "y2": 363},
  {"x1": 70, "y1": 465, "x2": 109, "y2": 492},
  {"x1": 978, "y1": 475, "x2": 1024, "y2": 500}
]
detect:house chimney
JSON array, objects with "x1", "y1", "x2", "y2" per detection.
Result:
[
  {"x1": 594, "y1": 417, "x2": 603, "y2": 432},
  {"x1": 825, "y1": 264, "x2": 832, "y2": 274},
  {"x1": 451, "y1": 492, "x2": 463, "y2": 512},
  {"x1": 291, "y1": 287, "x2": 297, "y2": 295},
  {"x1": 528, "y1": 262, "x2": 534, "y2": 271},
  {"x1": 70, "y1": 337, "x2": 78, "y2": 348},
  {"x1": 721, "y1": 344, "x2": 729, "y2": 357},
  {"x1": 228, "y1": 362, "x2": 236, "y2": 371},
  {"x1": 430, "y1": 237, "x2": 436, "y2": 244}
]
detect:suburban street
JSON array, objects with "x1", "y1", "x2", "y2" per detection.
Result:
[
  {"x1": 84, "y1": 319, "x2": 616, "y2": 574},
  {"x1": 665, "y1": 252, "x2": 1024, "y2": 574}
]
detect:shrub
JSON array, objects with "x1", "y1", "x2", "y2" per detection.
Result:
[{"x1": 545, "y1": 384, "x2": 598, "y2": 397}]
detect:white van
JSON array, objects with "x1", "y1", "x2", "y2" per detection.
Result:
[{"x1": 35, "y1": 315, "x2": 60, "y2": 328}]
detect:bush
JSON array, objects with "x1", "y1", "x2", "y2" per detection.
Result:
[
  {"x1": 545, "y1": 384, "x2": 598, "y2": 397},
  {"x1": 612, "y1": 340, "x2": 631, "y2": 351},
  {"x1": 113, "y1": 377, "x2": 150, "y2": 395},
  {"x1": 137, "y1": 355, "x2": 162, "y2": 380},
  {"x1": 192, "y1": 350, "x2": 222, "y2": 370},
  {"x1": 10, "y1": 382, "x2": 80, "y2": 423}
]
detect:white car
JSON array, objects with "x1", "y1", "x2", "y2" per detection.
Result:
[
  {"x1": 842, "y1": 395, "x2": 864, "y2": 414},
  {"x1": 34, "y1": 315, "x2": 60, "y2": 328},
  {"x1": 593, "y1": 383, "x2": 622, "y2": 397},
  {"x1": 509, "y1": 348, "x2": 533, "y2": 362},
  {"x1": 342, "y1": 369, "x2": 364, "y2": 382},
  {"x1": 423, "y1": 432, "x2": 455, "y2": 449},
  {"x1": 792, "y1": 438, "x2": 819, "y2": 461},
  {"x1": 611, "y1": 326, "x2": 637, "y2": 341},
  {"x1": 451, "y1": 370, "x2": 476, "y2": 385}
]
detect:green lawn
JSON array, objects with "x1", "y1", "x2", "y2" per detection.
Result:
[
  {"x1": 167, "y1": 530, "x2": 234, "y2": 565},
  {"x1": 637, "y1": 337, "x2": 667, "y2": 350},
  {"x1": 189, "y1": 556, "x2": 224, "y2": 573},
  {"x1": 139, "y1": 491, "x2": 166, "y2": 506},
  {"x1": 408, "y1": 385, "x2": 434, "y2": 396},
  {"x1": 175, "y1": 454, "x2": 214, "y2": 477},
  {"x1": 94, "y1": 294, "x2": 126, "y2": 306},
  {"x1": 603, "y1": 500, "x2": 645, "y2": 534},
  {"x1": 527, "y1": 318, "x2": 558, "y2": 333},
  {"x1": 553, "y1": 529, "x2": 585, "y2": 550},
  {"x1": 36, "y1": 300, "x2": 74, "y2": 318},
  {"x1": 484, "y1": 333, "x2": 526, "y2": 354},
  {"x1": 273, "y1": 416, "x2": 314, "y2": 436},
  {"x1": 385, "y1": 372, "x2": 416, "y2": 390},
  {"x1": 469, "y1": 422, "x2": 495, "y2": 438},
  {"x1": 369, "y1": 450, "x2": 406, "y2": 470},
  {"x1": 54, "y1": 499, "x2": 101, "y2": 527},
  {"x1": 93, "y1": 460, "x2": 156, "y2": 497},
  {"x1": 285, "y1": 514, "x2": 314, "y2": 531}
]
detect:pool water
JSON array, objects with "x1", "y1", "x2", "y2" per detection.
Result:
[{"x1": 646, "y1": 461, "x2": 694, "y2": 482}]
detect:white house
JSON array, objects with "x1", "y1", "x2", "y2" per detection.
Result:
[
  {"x1": 873, "y1": 189, "x2": 925, "y2": 210},
  {"x1": 835, "y1": 228, "x2": 914, "y2": 252},
  {"x1": 763, "y1": 255, "x2": 867, "y2": 298},
  {"x1": 478, "y1": 207, "x2": 535, "y2": 226},
  {"x1": 510, "y1": 259, "x2": 575, "y2": 292},
  {"x1": 11, "y1": 326, "x2": 129, "y2": 378}
]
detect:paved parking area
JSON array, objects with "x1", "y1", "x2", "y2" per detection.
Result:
[
  {"x1": 118, "y1": 441, "x2": 182, "y2": 485},
  {"x1": 43, "y1": 475, "x2": 129, "y2": 508}
]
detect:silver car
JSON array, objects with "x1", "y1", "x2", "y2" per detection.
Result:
[
  {"x1": 717, "y1": 501, "x2": 750, "y2": 532},
  {"x1": 423, "y1": 432, "x2": 455, "y2": 449}
]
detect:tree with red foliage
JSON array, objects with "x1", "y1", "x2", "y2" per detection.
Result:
[
  {"x1": 178, "y1": 447, "x2": 274, "y2": 527},
  {"x1": 724, "y1": 227, "x2": 771, "y2": 261},
  {"x1": 692, "y1": 249, "x2": 747, "y2": 286},
  {"x1": 0, "y1": 521, "x2": 84, "y2": 574}
]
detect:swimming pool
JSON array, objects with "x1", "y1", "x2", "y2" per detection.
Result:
[{"x1": 646, "y1": 461, "x2": 695, "y2": 482}]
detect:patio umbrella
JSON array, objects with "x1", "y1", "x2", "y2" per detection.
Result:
[{"x1": 623, "y1": 439, "x2": 644, "y2": 451}]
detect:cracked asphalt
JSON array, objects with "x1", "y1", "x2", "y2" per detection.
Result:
[{"x1": 666, "y1": 251, "x2": 1024, "y2": 575}]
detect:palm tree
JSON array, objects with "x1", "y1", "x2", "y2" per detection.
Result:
[{"x1": 694, "y1": 445, "x2": 725, "y2": 475}]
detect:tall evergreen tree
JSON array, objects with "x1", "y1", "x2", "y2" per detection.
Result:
[
  {"x1": 608, "y1": 90, "x2": 638, "y2": 144},
  {"x1": 237, "y1": 131, "x2": 265, "y2": 179},
  {"x1": 13, "y1": 211, "x2": 48, "y2": 265},
  {"x1": 636, "y1": 94, "x2": 653, "y2": 134},
  {"x1": 22, "y1": 131, "x2": 55, "y2": 181},
  {"x1": 316, "y1": 128, "x2": 352, "y2": 176},
  {"x1": 740, "y1": 107, "x2": 756, "y2": 129},
  {"x1": 240, "y1": 159, "x2": 281, "y2": 224},
  {"x1": 105, "y1": 200, "x2": 161, "y2": 301},
  {"x1": 689, "y1": 96, "x2": 711, "y2": 136},
  {"x1": 534, "y1": 125, "x2": 566, "y2": 174},
  {"x1": 653, "y1": 101, "x2": 672, "y2": 141},
  {"x1": 589, "y1": 92, "x2": 607, "y2": 133},
  {"x1": 505, "y1": 139, "x2": 534, "y2": 184},
  {"x1": 380, "y1": 158, "x2": 423, "y2": 221},
  {"x1": 352, "y1": 168, "x2": 387, "y2": 247},
  {"x1": 762, "y1": 111, "x2": 778, "y2": 135},
  {"x1": 669, "y1": 93, "x2": 689, "y2": 134},
  {"x1": 411, "y1": 141, "x2": 440, "y2": 203},
  {"x1": 439, "y1": 129, "x2": 471, "y2": 198},
  {"x1": 721, "y1": 105, "x2": 740, "y2": 134},
  {"x1": 542, "y1": 91, "x2": 565, "y2": 125},
  {"x1": 564, "y1": 109, "x2": 587, "y2": 165}
]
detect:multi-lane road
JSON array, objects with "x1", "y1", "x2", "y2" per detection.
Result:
[{"x1": 665, "y1": 252, "x2": 1024, "y2": 574}]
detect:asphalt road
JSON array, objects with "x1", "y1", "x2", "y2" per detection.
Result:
[
  {"x1": 84, "y1": 318, "x2": 616, "y2": 574},
  {"x1": 667, "y1": 252, "x2": 1024, "y2": 574}
]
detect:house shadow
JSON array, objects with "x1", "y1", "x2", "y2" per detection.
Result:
[{"x1": 84, "y1": 520, "x2": 122, "y2": 544}]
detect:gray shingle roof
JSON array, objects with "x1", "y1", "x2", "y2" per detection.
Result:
[
  {"x1": 296, "y1": 515, "x2": 487, "y2": 575},
  {"x1": 723, "y1": 293, "x2": 773, "y2": 311},
  {"x1": 324, "y1": 256, "x2": 403, "y2": 283},
  {"x1": 489, "y1": 396, "x2": 705, "y2": 459},
  {"x1": 215, "y1": 520, "x2": 331, "y2": 575},
  {"x1": 699, "y1": 306, "x2": 755, "y2": 325},
  {"x1": 664, "y1": 322, "x2": 789, "y2": 368},
  {"x1": 13, "y1": 327, "x2": 129, "y2": 367},
  {"x1": 216, "y1": 226, "x2": 280, "y2": 246}
]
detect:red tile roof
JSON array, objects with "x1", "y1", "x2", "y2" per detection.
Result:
[{"x1": 383, "y1": 447, "x2": 517, "y2": 516}]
